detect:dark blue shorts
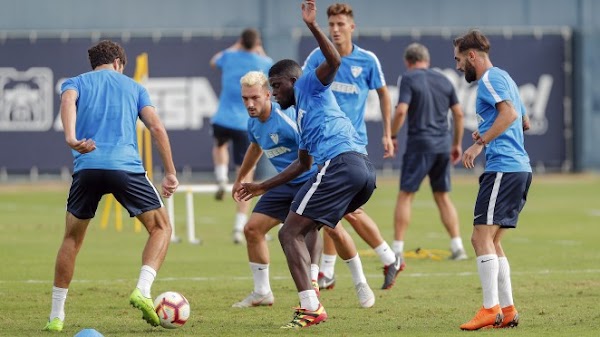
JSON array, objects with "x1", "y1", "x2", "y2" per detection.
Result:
[
  {"x1": 253, "y1": 182, "x2": 304, "y2": 222},
  {"x1": 212, "y1": 124, "x2": 250, "y2": 166},
  {"x1": 400, "y1": 152, "x2": 451, "y2": 192},
  {"x1": 290, "y1": 152, "x2": 376, "y2": 228},
  {"x1": 67, "y1": 169, "x2": 163, "y2": 219},
  {"x1": 473, "y1": 172, "x2": 532, "y2": 228}
]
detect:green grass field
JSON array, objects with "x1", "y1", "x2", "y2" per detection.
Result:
[{"x1": 1, "y1": 174, "x2": 599, "y2": 337}]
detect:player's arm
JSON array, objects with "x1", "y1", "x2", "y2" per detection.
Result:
[
  {"x1": 391, "y1": 102, "x2": 408, "y2": 153},
  {"x1": 376, "y1": 86, "x2": 394, "y2": 158},
  {"x1": 302, "y1": 0, "x2": 340, "y2": 86},
  {"x1": 238, "y1": 149, "x2": 312, "y2": 201},
  {"x1": 139, "y1": 106, "x2": 179, "y2": 197},
  {"x1": 450, "y1": 103, "x2": 464, "y2": 165},
  {"x1": 60, "y1": 89, "x2": 96, "y2": 154},
  {"x1": 233, "y1": 143, "x2": 263, "y2": 201},
  {"x1": 209, "y1": 40, "x2": 242, "y2": 68}
]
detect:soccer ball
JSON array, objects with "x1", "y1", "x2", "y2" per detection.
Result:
[{"x1": 153, "y1": 291, "x2": 190, "y2": 329}]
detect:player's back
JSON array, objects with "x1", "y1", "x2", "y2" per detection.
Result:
[
  {"x1": 213, "y1": 50, "x2": 273, "y2": 130},
  {"x1": 399, "y1": 68, "x2": 457, "y2": 153},
  {"x1": 61, "y1": 69, "x2": 148, "y2": 173}
]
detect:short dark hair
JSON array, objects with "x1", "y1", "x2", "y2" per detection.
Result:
[
  {"x1": 327, "y1": 3, "x2": 354, "y2": 19},
  {"x1": 240, "y1": 28, "x2": 260, "y2": 50},
  {"x1": 88, "y1": 40, "x2": 127, "y2": 70},
  {"x1": 268, "y1": 59, "x2": 302, "y2": 79},
  {"x1": 453, "y1": 30, "x2": 490, "y2": 54}
]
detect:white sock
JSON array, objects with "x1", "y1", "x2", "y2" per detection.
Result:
[
  {"x1": 299, "y1": 289, "x2": 320, "y2": 311},
  {"x1": 50, "y1": 286, "x2": 68, "y2": 321},
  {"x1": 450, "y1": 237, "x2": 465, "y2": 252},
  {"x1": 310, "y1": 263, "x2": 319, "y2": 281},
  {"x1": 498, "y1": 257, "x2": 514, "y2": 307},
  {"x1": 136, "y1": 265, "x2": 157, "y2": 298},
  {"x1": 392, "y1": 240, "x2": 404, "y2": 255},
  {"x1": 234, "y1": 213, "x2": 247, "y2": 232},
  {"x1": 250, "y1": 262, "x2": 271, "y2": 295},
  {"x1": 476, "y1": 254, "x2": 499, "y2": 309},
  {"x1": 319, "y1": 254, "x2": 337, "y2": 278},
  {"x1": 344, "y1": 254, "x2": 367, "y2": 286},
  {"x1": 215, "y1": 164, "x2": 228, "y2": 184},
  {"x1": 374, "y1": 242, "x2": 396, "y2": 266}
]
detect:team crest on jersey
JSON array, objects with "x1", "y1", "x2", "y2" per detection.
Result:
[
  {"x1": 269, "y1": 133, "x2": 279, "y2": 145},
  {"x1": 351, "y1": 66, "x2": 362, "y2": 78}
]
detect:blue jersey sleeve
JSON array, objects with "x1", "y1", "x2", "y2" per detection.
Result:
[
  {"x1": 480, "y1": 70, "x2": 510, "y2": 106},
  {"x1": 61, "y1": 77, "x2": 79, "y2": 96},
  {"x1": 301, "y1": 48, "x2": 321, "y2": 73},
  {"x1": 215, "y1": 51, "x2": 228, "y2": 69},
  {"x1": 137, "y1": 86, "x2": 153, "y2": 112},
  {"x1": 247, "y1": 119, "x2": 257, "y2": 143},
  {"x1": 366, "y1": 54, "x2": 385, "y2": 90}
]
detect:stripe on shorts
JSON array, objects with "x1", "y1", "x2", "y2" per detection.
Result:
[
  {"x1": 487, "y1": 172, "x2": 503, "y2": 224},
  {"x1": 296, "y1": 159, "x2": 330, "y2": 215}
]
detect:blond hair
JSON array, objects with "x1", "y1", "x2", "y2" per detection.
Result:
[{"x1": 240, "y1": 71, "x2": 269, "y2": 88}]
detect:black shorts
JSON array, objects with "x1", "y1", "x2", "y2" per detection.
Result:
[
  {"x1": 211, "y1": 124, "x2": 250, "y2": 166},
  {"x1": 473, "y1": 172, "x2": 532, "y2": 228},
  {"x1": 253, "y1": 182, "x2": 304, "y2": 222},
  {"x1": 290, "y1": 152, "x2": 376, "y2": 228},
  {"x1": 67, "y1": 169, "x2": 163, "y2": 219},
  {"x1": 400, "y1": 152, "x2": 451, "y2": 192}
]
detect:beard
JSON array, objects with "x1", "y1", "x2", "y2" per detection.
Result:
[{"x1": 464, "y1": 63, "x2": 477, "y2": 83}]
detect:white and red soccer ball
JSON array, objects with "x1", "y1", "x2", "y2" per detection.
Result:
[{"x1": 154, "y1": 291, "x2": 190, "y2": 329}]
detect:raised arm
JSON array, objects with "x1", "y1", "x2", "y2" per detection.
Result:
[{"x1": 302, "y1": 0, "x2": 340, "y2": 85}]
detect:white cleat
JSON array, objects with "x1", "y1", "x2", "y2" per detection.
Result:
[
  {"x1": 355, "y1": 282, "x2": 375, "y2": 308},
  {"x1": 232, "y1": 291, "x2": 275, "y2": 308},
  {"x1": 450, "y1": 248, "x2": 468, "y2": 261},
  {"x1": 232, "y1": 230, "x2": 245, "y2": 244}
]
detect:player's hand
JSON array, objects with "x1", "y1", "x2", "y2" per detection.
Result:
[
  {"x1": 450, "y1": 144, "x2": 463, "y2": 165},
  {"x1": 161, "y1": 173, "x2": 179, "y2": 198},
  {"x1": 382, "y1": 135, "x2": 394, "y2": 158},
  {"x1": 301, "y1": 0, "x2": 317, "y2": 25},
  {"x1": 522, "y1": 115, "x2": 531, "y2": 131},
  {"x1": 67, "y1": 138, "x2": 96, "y2": 154},
  {"x1": 232, "y1": 181, "x2": 244, "y2": 202},
  {"x1": 237, "y1": 182, "x2": 267, "y2": 201},
  {"x1": 462, "y1": 143, "x2": 483, "y2": 169},
  {"x1": 471, "y1": 130, "x2": 480, "y2": 142}
]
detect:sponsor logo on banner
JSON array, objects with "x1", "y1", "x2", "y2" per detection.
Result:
[{"x1": 0, "y1": 67, "x2": 53, "y2": 131}]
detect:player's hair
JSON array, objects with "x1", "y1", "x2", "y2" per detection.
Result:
[
  {"x1": 404, "y1": 43, "x2": 430, "y2": 64},
  {"x1": 327, "y1": 3, "x2": 354, "y2": 19},
  {"x1": 240, "y1": 28, "x2": 260, "y2": 50},
  {"x1": 88, "y1": 40, "x2": 127, "y2": 70},
  {"x1": 453, "y1": 30, "x2": 491, "y2": 54},
  {"x1": 240, "y1": 71, "x2": 269, "y2": 89},
  {"x1": 268, "y1": 59, "x2": 302, "y2": 79}
]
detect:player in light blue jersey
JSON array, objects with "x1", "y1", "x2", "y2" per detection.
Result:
[
  {"x1": 43, "y1": 40, "x2": 178, "y2": 332},
  {"x1": 302, "y1": 2, "x2": 399, "y2": 291},
  {"x1": 231, "y1": 71, "x2": 374, "y2": 310},
  {"x1": 454, "y1": 30, "x2": 532, "y2": 331},
  {"x1": 237, "y1": 0, "x2": 376, "y2": 329},
  {"x1": 209, "y1": 28, "x2": 273, "y2": 243}
]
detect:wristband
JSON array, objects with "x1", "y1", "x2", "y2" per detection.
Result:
[{"x1": 476, "y1": 137, "x2": 486, "y2": 146}]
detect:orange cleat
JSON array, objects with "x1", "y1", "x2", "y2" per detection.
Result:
[
  {"x1": 460, "y1": 305, "x2": 504, "y2": 330},
  {"x1": 496, "y1": 305, "x2": 519, "y2": 328}
]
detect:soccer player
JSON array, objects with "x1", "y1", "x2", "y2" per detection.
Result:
[
  {"x1": 237, "y1": 0, "x2": 376, "y2": 328},
  {"x1": 43, "y1": 40, "x2": 178, "y2": 332},
  {"x1": 453, "y1": 30, "x2": 532, "y2": 330},
  {"x1": 232, "y1": 71, "x2": 374, "y2": 309},
  {"x1": 301, "y1": 2, "x2": 400, "y2": 291},
  {"x1": 209, "y1": 28, "x2": 273, "y2": 244},
  {"x1": 391, "y1": 42, "x2": 468, "y2": 263}
]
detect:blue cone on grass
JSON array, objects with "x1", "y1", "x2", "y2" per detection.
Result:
[{"x1": 74, "y1": 328, "x2": 104, "y2": 337}]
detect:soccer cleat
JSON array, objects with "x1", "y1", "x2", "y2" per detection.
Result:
[
  {"x1": 232, "y1": 230, "x2": 245, "y2": 244},
  {"x1": 317, "y1": 272, "x2": 336, "y2": 290},
  {"x1": 381, "y1": 253, "x2": 405, "y2": 289},
  {"x1": 496, "y1": 305, "x2": 519, "y2": 328},
  {"x1": 231, "y1": 291, "x2": 274, "y2": 308},
  {"x1": 311, "y1": 280, "x2": 321, "y2": 298},
  {"x1": 280, "y1": 304, "x2": 327, "y2": 329},
  {"x1": 450, "y1": 248, "x2": 468, "y2": 260},
  {"x1": 355, "y1": 282, "x2": 375, "y2": 308},
  {"x1": 460, "y1": 305, "x2": 504, "y2": 330},
  {"x1": 42, "y1": 317, "x2": 64, "y2": 332},
  {"x1": 129, "y1": 288, "x2": 160, "y2": 327},
  {"x1": 215, "y1": 183, "x2": 226, "y2": 201}
]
